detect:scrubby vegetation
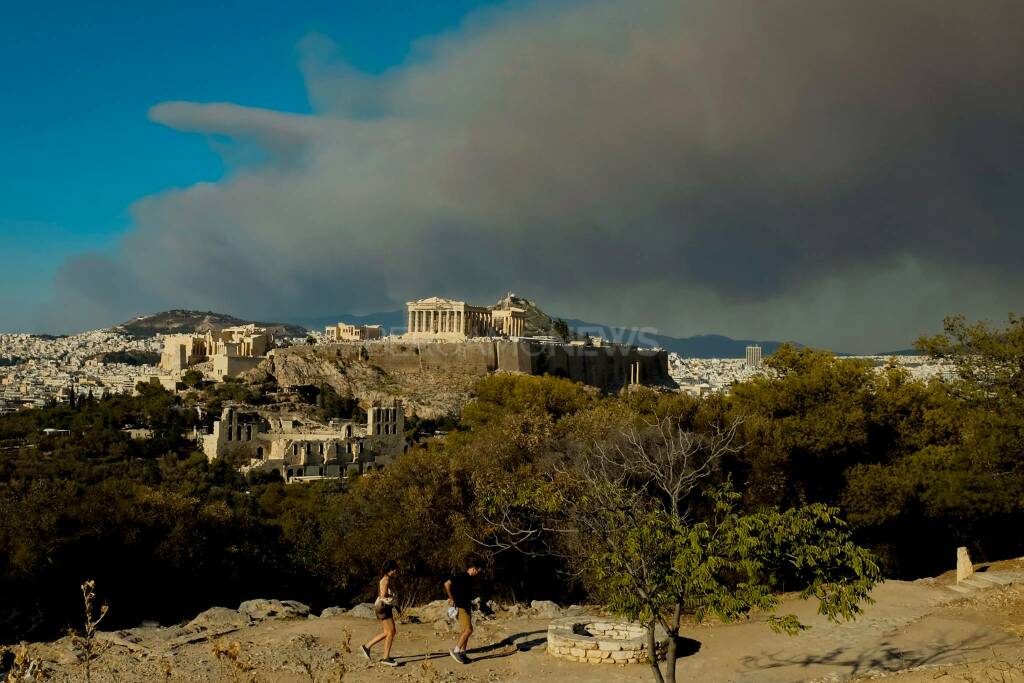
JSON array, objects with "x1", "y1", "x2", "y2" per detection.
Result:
[{"x1": 0, "y1": 314, "x2": 1021, "y2": 654}]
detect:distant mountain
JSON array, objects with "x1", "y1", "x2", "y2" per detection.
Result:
[
  {"x1": 565, "y1": 320, "x2": 797, "y2": 358},
  {"x1": 294, "y1": 305, "x2": 799, "y2": 358},
  {"x1": 113, "y1": 310, "x2": 307, "y2": 338},
  {"x1": 111, "y1": 307, "x2": 908, "y2": 357},
  {"x1": 490, "y1": 293, "x2": 566, "y2": 337}
]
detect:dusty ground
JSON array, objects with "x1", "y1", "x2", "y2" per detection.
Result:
[{"x1": 10, "y1": 561, "x2": 1024, "y2": 683}]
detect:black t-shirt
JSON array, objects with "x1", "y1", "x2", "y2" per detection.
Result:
[{"x1": 448, "y1": 572, "x2": 475, "y2": 609}]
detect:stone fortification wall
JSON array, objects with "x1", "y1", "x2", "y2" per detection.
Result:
[
  {"x1": 271, "y1": 340, "x2": 671, "y2": 393},
  {"x1": 521, "y1": 342, "x2": 671, "y2": 392},
  {"x1": 300, "y1": 340, "x2": 501, "y2": 373}
]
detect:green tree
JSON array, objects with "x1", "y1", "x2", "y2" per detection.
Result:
[
  {"x1": 482, "y1": 414, "x2": 880, "y2": 683},
  {"x1": 181, "y1": 369, "x2": 204, "y2": 389}
]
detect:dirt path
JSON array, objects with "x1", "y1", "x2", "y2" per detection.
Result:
[{"x1": 14, "y1": 575, "x2": 1024, "y2": 682}]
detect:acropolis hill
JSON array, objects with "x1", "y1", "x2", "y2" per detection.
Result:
[
  {"x1": 258, "y1": 294, "x2": 671, "y2": 418},
  {"x1": 259, "y1": 337, "x2": 671, "y2": 418},
  {"x1": 142, "y1": 293, "x2": 672, "y2": 420}
]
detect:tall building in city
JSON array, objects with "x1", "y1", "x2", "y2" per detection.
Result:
[{"x1": 745, "y1": 344, "x2": 762, "y2": 369}]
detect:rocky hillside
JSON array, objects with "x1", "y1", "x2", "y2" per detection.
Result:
[
  {"x1": 489, "y1": 293, "x2": 567, "y2": 338},
  {"x1": 247, "y1": 346, "x2": 482, "y2": 419},
  {"x1": 113, "y1": 310, "x2": 306, "y2": 338}
]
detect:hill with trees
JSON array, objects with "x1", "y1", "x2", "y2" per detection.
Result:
[{"x1": 112, "y1": 310, "x2": 306, "y2": 338}]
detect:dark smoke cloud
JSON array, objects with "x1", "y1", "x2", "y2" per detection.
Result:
[{"x1": 45, "y1": 0, "x2": 1024, "y2": 351}]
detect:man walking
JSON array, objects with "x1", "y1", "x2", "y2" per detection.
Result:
[{"x1": 444, "y1": 555, "x2": 483, "y2": 664}]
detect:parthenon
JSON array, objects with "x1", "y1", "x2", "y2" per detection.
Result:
[{"x1": 406, "y1": 296, "x2": 526, "y2": 340}]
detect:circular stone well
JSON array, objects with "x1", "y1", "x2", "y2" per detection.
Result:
[{"x1": 546, "y1": 616, "x2": 668, "y2": 665}]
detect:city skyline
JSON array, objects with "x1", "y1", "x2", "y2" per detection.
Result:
[{"x1": 2, "y1": 0, "x2": 1023, "y2": 353}]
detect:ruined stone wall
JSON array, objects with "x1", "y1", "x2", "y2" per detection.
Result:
[
  {"x1": 523, "y1": 342, "x2": 670, "y2": 393},
  {"x1": 270, "y1": 340, "x2": 670, "y2": 394},
  {"x1": 293, "y1": 341, "x2": 502, "y2": 373}
]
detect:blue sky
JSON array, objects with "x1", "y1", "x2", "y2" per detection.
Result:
[{"x1": 0, "y1": 0, "x2": 510, "y2": 331}]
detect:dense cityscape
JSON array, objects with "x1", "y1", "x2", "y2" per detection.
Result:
[
  {"x1": 0, "y1": 331, "x2": 161, "y2": 412},
  {"x1": 0, "y1": 321, "x2": 954, "y2": 413}
]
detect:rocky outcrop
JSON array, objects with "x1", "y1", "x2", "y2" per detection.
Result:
[
  {"x1": 187, "y1": 607, "x2": 251, "y2": 631},
  {"x1": 489, "y1": 293, "x2": 564, "y2": 338},
  {"x1": 253, "y1": 340, "x2": 673, "y2": 419},
  {"x1": 237, "y1": 599, "x2": 311, "y2": 621},
  {"x1": 344, "y1": 603, "x2": 377, "y2": 619},
  {"x1": 249, "y1": 344, "x2": 483, "y2": 419},
  {"x1": 408, "y1": 600, "x2": 452, "y2": 623}
]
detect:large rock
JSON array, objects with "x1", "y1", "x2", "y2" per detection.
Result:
[
  {"x1": 187, "y1": 607, "x2": 250, "y2": 631},
  {"x1": 237, "y1": 599, "x2": 310, "y2": 621},
  {"x1": 503, "y1": 603, "x2": 531, "y2": 617},
  {"x1": 409, "y1": 600, "x2": 451, "y2": 623},
  {"x1": 346, "y1": 603, "x2": 377, "y2": 619},
  {"x1": 530, "y1": 600, "x2": 564, "y2": 619},
  {"x1": 281, "y1": 600, "x2": 312, "y2": 617},
  {"x1": 320, "y1": 606, "x2": 347, "y2": 618}
]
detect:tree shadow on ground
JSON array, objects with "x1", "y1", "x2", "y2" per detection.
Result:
[
  {"x1": 676, "y1": 636, "x2": 702, "y2": 658},
  {"x1": 738, "y1": 629, "x2": 1016, "y2": 678}
]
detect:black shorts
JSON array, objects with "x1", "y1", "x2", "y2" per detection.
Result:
[{"x1": 374, "y1": 601, "x2": 394, "y2": 620}]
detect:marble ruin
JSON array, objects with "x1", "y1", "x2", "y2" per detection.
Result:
[
  {"x1": 159, "y1": 325, "x2": 274, "y2": 380},
  {"x1": 199, "y1": 399, "x2": 405, "y2": 483},
  {"x1": 405, "y1": 296, "x2": 526, "y2": 340},
  {"x1": 324, "y1": 323, "x2": 383, "y2": 342}
]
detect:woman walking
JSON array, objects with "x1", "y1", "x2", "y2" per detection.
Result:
[{"x1": 360, "y1": 560, "x2": 400, "y2": 666}]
